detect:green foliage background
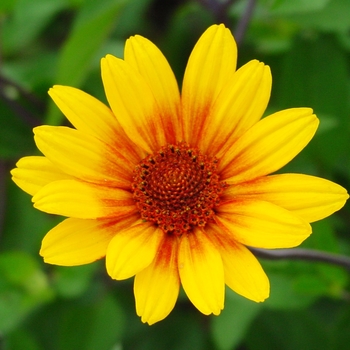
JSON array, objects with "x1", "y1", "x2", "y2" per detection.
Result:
[{"x1": 1, "y1": 0, "x2": 350, "y2": 349}]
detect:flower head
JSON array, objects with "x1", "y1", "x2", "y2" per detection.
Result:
[{"x1": 11, "y1": 24, "x2": 348, "y2": 324}]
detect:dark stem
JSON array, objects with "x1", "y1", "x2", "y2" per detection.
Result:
[
  {"x1": 234, "y1": 0, "x2": 256, "y2": 45},
  {"x1": 197, "y1": 0, "x2": 238, "y2": 27},
  {"x1": 250, "y1": 247, "x2": 350, "y2": 271}
]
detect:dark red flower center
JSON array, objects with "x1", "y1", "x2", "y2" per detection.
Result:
[{"x1": 131, "y1": 142, "x2": 226, "y2": 235}]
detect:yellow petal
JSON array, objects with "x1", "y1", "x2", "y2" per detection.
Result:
[
  {"x1": 40, "y1": 215, "x2": 138, "y2": 266},
  {"x1": 134, "y1": 234, "x2": 180, "y2": 325},
  {"x1": 215, "y1": 199, "x2": 312, "y2": 249},
  {"x1": 206, "y1": 223, "x2": 269, "y2": 302},
  {"x1": 32, "y1": 179, "x2": 136, "y2": 219},
  {"x1": 34, "y1": 126, "x2": 133, "y2": 189},
  {"x1": 181, "y1": 24, "x2": 237, "y2": 144},
  {"x1": 11, "y1": 156, "x2": 68, "y2": 196},
  {"x1": 200, "y1": 60, "x2": 272, "y2": 157},
  {"x1": 223, "y1": 174, "x2": 349, "y2": 223},
  {"x1": 106, "y1": 222, "x2": 164, "y2": 280},
  {"x1": 48, "y1": 85, "x2": 143, "y2": 164},
  {"x1": 101, "y1": 54, "x2": 166, "y2": 154},
  {"x1": 220, "y1": 108, "x2": 319, "y2": 182},
  {"x1": 178, "y1": 228, "x2": 224, "y2": 315},
  {"x1": 124, "y1": 35, "x2": 182, "y2": 143}
]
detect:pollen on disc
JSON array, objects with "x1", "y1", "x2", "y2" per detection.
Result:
[{"x1": 131, "y1": 142, "x2": 227, "y2": 235}]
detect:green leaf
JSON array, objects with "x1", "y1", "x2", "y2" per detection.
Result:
[
  {"x1": 293, "y1": 274, "x2": 330, "y2": 297},
  {"x1": 274, "y1": 34, "x2": 350, "y2": 172},
  {"x1": 122, "y1": 304, "x2": 208, "y2": 350},
  {"x1": 308, "y1": 219, "x2": 340, "y2": 253},
  {"x1": 0, "y1": 0, "x2": 18, "y2": 12},
  {"x1": 276, "y1": 35, "x2": 348, "y2": 117},
  {"x1": 287, "y1": 0, "x2": 350, "y2": 32},
  {"x1": 246, "y1": 308, "x2": 331, "y2": 350},
  {"x1": 53, "y1": 263, "x2": 99, "y2": 298},
  {"x1": 2, "y1": 183, "x2": 58, "y2": 253},
  {"x1": 334, "y1": 306, "x2": 350, "y2": 349},
  {"x1": 85, "y1": 295, "x2": 125, "y2": 350},
  {"x1": 3, "y1": 51, "x2": 59, "y2": 90},
  {"x1": 2, "y1": 0, "x2": 68, "y2": 55},
  {"x1": 0, "y1": 101, "x2": 35, "y2": 159},
  {"x1": 305, "y1": 220, "x2": 349, "y2": 293},
  {"x1": 45, "y1": 0, "x2": 127, "y2": 125},
  {"x1": 264, "y1": 273, "x2": 316, "y2": 310},
  {"x1": 57, "y1": 294, "x2": 125, "y2": 350},
  {"x1": 5, "y1": 328, "x2": 44, "y2": 350},
  {"x1": 269, "y1": 0, "x2": 331, "y2": 14},
  {"x1": 211, "y1": 289, "x2": 262, "y2": 350},
  {"x1": 109, "y1": 0, "x2": 153, "y2": 38},
  {"x1": 160, "y1": 1, "x2": 214, "y2": 81},
  {"x1": 0, "y1": 252, "x2": 53, "y2": 334}
]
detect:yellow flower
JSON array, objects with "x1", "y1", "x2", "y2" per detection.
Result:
[{"x1": 11, "y1": 24, "x2": 348, "y2": 325}]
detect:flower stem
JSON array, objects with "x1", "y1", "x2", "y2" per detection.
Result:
[
  {"x1": 250, "y1": 247, "x2": 350, "y2": 271},
  {"x1": 234, "y1": 0, "x2": 256, "y2": 45},
  {"x1": 197, "y1": 0, "x2": 238, "y2": 27}
]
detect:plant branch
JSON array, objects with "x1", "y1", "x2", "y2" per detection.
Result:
[
  {"x1": 197, "y1": 0, "x2": 238, "y2": 26},
  {"x1": 197, "y1": 0, "x2": 257, "y2": 45},
  {"x1": 234, "y1": 0, "x2": 256, "y2": 45},
  {"x1": 250, "y1": 247, "x2": 350, "y2": 271}
]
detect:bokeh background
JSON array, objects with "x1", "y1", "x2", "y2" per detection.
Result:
[{"x1": 1, "y1": 0, "x2": 350, "y2": 349}]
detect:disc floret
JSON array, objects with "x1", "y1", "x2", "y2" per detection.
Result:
[{"x1": 132, "y1": 142, "x2": 227, "y2": 235}]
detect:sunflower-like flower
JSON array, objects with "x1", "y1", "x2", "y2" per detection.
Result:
[{"x1": 11, "y1": 24, "x2": 348, "y2": 324}]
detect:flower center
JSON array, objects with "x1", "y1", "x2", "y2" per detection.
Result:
[{"x1": 131, "y1": 142, "x2": 227, "y2": 235}]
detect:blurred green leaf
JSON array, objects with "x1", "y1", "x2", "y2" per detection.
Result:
[
  {"x1": 2, "y1": 183, "x2": 58, "y2": 253},
  {"x1": 0, "y1": 252, "x2": 44, "y2": 288},
  {"x1": 257, "y1": 0, "x2": 350, "y2": 33},
  {"x1": 0, "y1": 0, "x2": 18, "y2": 12},
  {"x1": 57, "y1": 294, "x2": 125, "y2": 350},
  {"x1": 305, "y1": 220, "x2": 349, "y2": 293},
  {"x1": 293, "y1": 274, "x2": 331, "y2": 296},
  {"x1": 123, "y1": 304, "x2": 208, "y2": 350},
  {"x1": 111, "y1": 0, "x2": 153, "y2": 37},
  {"x1": 53, "y1": 264, "x2": 99, "y2": 298},
  {"x1": 84, "y1": 294, "x2": 125, "y2": 350},
  {"x1": 263, "y1": 273, "x2": 316, "y2": 310},
  {"x1": 2, "y1": 0, "x2": 68, "y2": 55},
  {"x1": 334, "y1": 306, "x2": 350, "y2": 349},
  {"x1": 308, "y1": 219, "x2": 341, "y2": 253},
  {"x1": 0, "y1": 102, "x2": 35, "y2": 159},
  {"x1": 269, "y1": 0, "x2": 331, "y2": 14},
  {"x1": 161, "y1": 1, "x2": 213, "y2": 82},
  {"x1": 3, "y1": 52, "x2": 58, "y2": 91},
  {"x1": 247, "y1": 308, "x2": 332, "y2": 350},
  {"x1": 5, "y1": 328, "x2": 43, "y2": 350},
  {"x1": 0, "y1": 251, "x2": 53, "y2": 334},
  {"x1": 275, "y1": 34, "x2": 350, "y2": 172},
  {"x1": 276, "y1": 34, "x2": 348, "y2": 117},
  {"x1": 287, "y1": 0, "x2": 350, "y2": 32},
  {"x1": 211, "y1": 289, "x2": 262, "y2": 350},
  {"x1": 45, "y1": 0, "x2": 127, "y2": 125}
]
